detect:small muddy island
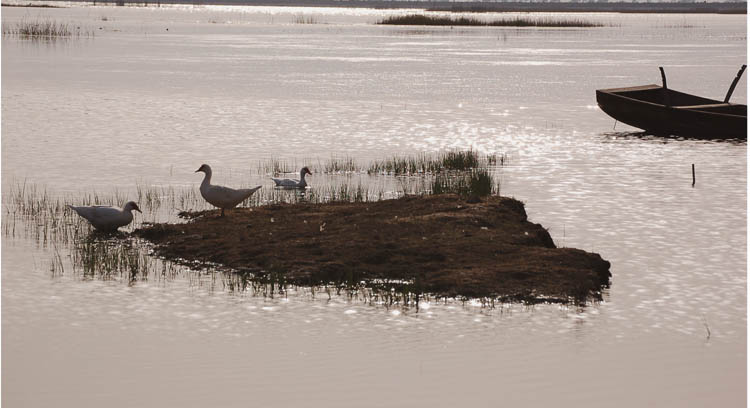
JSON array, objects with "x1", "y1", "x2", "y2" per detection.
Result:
[{"x1": 135, "y1": 194, "x2": 610, "y2": 303}]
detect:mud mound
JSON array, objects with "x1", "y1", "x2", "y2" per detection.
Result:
[{"x1": 136, "y1": 194, "x2": 610, "y2": 303}]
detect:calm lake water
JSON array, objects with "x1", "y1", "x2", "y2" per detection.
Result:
[{"x1": 2, "y1": 4, "x2": 746, "y2": 407}]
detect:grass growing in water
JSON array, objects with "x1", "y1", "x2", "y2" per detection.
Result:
[
  {"x1": 3, "y1": 149, "x2": 504, "y2": 244},
  {"x1": 368, "y1": 150, "x2": 497, "y2": 175},
  {"x1": 1, "y1": 3, "x2": 65, "y2": 7},
  {"x1": 4, "y1": 149, "x2": 506, "y2": 303},
  {"x1": 293, "y1": 14, "x2": 319, "y2": 24},
  {"x1": 323, "y1": 156, "x2": 359, "y2": 174},
  {"x1": 431, "y1": 168, "x2": 497, "y2": 197},
  {"x1": 379, "y1": 14, "x2": 605, "y2": 28},
  {"x1": 2, "y1": 19, "x2": 94, "y2": 38}
]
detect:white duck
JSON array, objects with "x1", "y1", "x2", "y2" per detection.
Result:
[
  {"x1": 195, "y1": 164, "x2": 262, "y2": 217},
  {"x1": 68, "y1": 201, "x2": 142, "y2": 232},
  {"x1": 272, "y1": 167, "x2": 312, "y2": 188}
]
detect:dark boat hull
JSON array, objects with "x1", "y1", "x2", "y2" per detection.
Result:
[{"x1": 596, "y1": 85, "x2": 747, "y2": 140}]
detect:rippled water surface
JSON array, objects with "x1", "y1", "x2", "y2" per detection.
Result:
[{"x1": 2, "y1": 4, "x2": 746, "y2": 407}]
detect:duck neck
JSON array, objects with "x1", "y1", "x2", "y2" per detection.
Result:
[
  {"x1": 299, "y1": 170, "x2": 307, "y2": 186},
  {"x1": 201, "y1": 168, "x2": 213, "y2": 189}
]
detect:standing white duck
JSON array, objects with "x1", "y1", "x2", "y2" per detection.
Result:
[
  {"x1": 271, "y1": 167, "x2": 312, "y2": 188},
  {"x1": 195, "y1": 164, "x2": 262, "y2": 217},
  {"x1": 68, "y1": 201, "x2": 142, "y2": 232}
]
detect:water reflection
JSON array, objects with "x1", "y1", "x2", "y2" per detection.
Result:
[{"x1": 599, "y1": 130, "x2": 748, "y2": 144}]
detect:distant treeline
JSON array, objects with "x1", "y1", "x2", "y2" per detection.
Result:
[{"x1": 43, "y1": 0, "x2": 749, "y2": 14}]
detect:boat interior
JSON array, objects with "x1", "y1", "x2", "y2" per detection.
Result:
[{"x1": 605, "y1": 85, "x2": 747, "y2": 116}]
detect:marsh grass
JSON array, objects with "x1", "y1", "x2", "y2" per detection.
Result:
[
  {"x1": 257, "y1": 158, "x2": 295, "y2": 175},
  {"x1": 3, "y1": 150, "x2": 504, "y2": 243},
  {"x1": 322, "y1": 156, "x2": 359, "y2": 174},
  {"x1": 367, "y1": 149, "x2": 497, "y2": 175},
  {"x1": 311, "y1": 183, "x2": 369, "y2": 203},
  {"x1": 4, "y1": 150, "x2": 510, "y2": 305},
  {"x1": 379, "y1": 14, "x2": 605, "y2": 28},
  {"x1": 1, "y1": 2, "x2": 65, "y2": 7},
  {"x1": 293, "y1": 14, "x2": 318, "y2": 24},
  {"x1": 3, "y1": 150, "x2": 503, "y2": 244},
  {"x1": 2, "y1": 181, "x2": 150, "y2": 247},
  {"x1": 2, "y1": 19, "x2": 95, "y2": 38},
  {"x1": 257, "y1": 156, "x2": 362, "y2": 176},
  {"x1": 248, "y1": 151, "x2": 503, "y2": 177},
  {"x1": 431, "y1": 168, "x2": 498, "y2": 197}
]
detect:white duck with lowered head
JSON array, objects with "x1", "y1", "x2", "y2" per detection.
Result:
[
  {"x1": 68, "y1": 201, "x2": 142, "y2": 232},
  {"x1": 196, "y1": 164, "x2": 261, "y2": 217},
  {"x1": 272, "y1": 166, "x2": 312, "y2": 188}
]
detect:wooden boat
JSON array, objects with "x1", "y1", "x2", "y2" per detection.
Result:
[{"x1": 596, "y1": 66, "x2": 747, "y2": 140}]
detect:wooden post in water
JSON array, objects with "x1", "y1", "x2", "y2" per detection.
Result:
[{"x1": 692, "y1": 164, "x2": 695, "y2": 187}]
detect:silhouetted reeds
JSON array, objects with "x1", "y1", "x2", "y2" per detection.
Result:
[
  {"x1": 2, "y1": 19, "x2": 94, "y2": 38},
  {"x1": 431, "y1": 168, "x2": 498, "y2": 197},
  {"x1": 293, "y1": 14, "x2": 319, "y2": 24},
  {"x1": 3, "y1": 149, "x2": 512, "y2": 304},
  {"x1": 367, "y1": 149, "x2": 496, "y2": 175},
  {"x1": 323, "y1": 156, "x2": 359, "y2": 174},
  {"x1": 379, "y1": 14, "x2": 605, "y2": 28},
  {"x1": 1, "y1": 2, "x2": 64, "y2": 7}
]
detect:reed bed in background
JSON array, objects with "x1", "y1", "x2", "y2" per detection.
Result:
[
  {"x1": 252, "y1": 150, "x2": 505, "y2": 176},
  {"x1": 293, "y1": 14, "x2": 319, "y2": 24},
  {"x1": 2, "y1": 19, "x2": 95, "y2": 38},
  {"x1": 367, "y1": 150, "x2": 500, "y2": 175},
  {"x1": 1, "y1": 3, "x2": 65, "y2": 7},
  {"x1": 379, "y1": 14, "x2": 605, "y2": 28},
  {"x1": 256, "y1": 156, "x2": 362, "y2": 175},
  {"x1": 257, "y1": 158, "x2": 296, "y2": 175},
  {"x1": 322, "y1": 156, "x2": 359, "y2": 174}
]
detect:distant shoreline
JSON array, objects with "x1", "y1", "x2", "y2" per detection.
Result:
[{"x1": 7, "y1": 0, "x2": 748, "y2": 14}]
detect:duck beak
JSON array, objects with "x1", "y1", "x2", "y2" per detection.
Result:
[
  {"x1": 135, "y1": 207, "x2": 142, "y2": 213},
  {"x1": 194, "y1": 168, "x2": 201, "y2": 173}
]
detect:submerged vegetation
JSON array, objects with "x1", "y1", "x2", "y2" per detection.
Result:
[
  {"x1": 379, "y1": 14, "x2": 606, "y2": 28},
  {"x1": 2, "y1": 19, "x2": 94, "y2": 38}
]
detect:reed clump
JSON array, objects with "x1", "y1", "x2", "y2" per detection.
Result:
[
  {"x1": 379, "y1": 14, "x2": 605, "y2": 28},
  {"x1": 2, "y1": 19, "x2": 94, "y2": 38},
  {"x1": 431, "y1": 168, "x2": 497, "y2": 197},
  {"x1": 293, "y1": 14, "x2": 319, "y2": 24},
  {"x1": 323, "y1": 156, "x2": 359, "y2": 174},
  {"x1": 367, "y1": 149, "x2": 494, "y2": 175},
  {"x1": 1, "y1": 3, "x2": 64, "y2": 7},
  {"x1": 248, "y1": 151, "x2": 502, "y2": 177}
]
